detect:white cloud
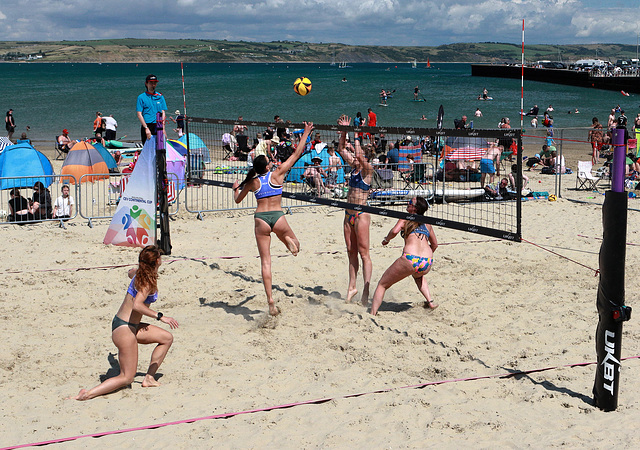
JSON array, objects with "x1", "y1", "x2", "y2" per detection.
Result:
[{"x1": 0, "y1": 0, "x2": 637, "y2": 45}]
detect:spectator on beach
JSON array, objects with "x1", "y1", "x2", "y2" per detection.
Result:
[
  {"x1": 233, "y1": 116, "x2": 247, "y2": 136},
  {"x1": 103, "y1": 114, "x2": 118, "y2": 141},
  {"x1": 588, "y1": 117, "x2": 604, "y2": 165},
  {"x1": 303, "y1": 157, "x2": 328, "y2": 195},
  {"x1": 367, "y1": 108, "x2": 377, "y2": 127},
  {"x1": 31, "y1": 181, "x2": 52, "y2": 220},
  {"x1": 607, "y1": 109, "x2": 617, "y2": 131},
  {"x1": 634, "y1": 113, "x2": 640, "y2": 132},
  {"x1": 136, "y1": 74, "x2": 167, "y2": 144},
  {"x1": 484, "y1": 178, "x2": 512, "y2": 200},
  {"x1": 5, "y1": 109, "x2": 16, "y2": 141},
  {"x1": 542, "y1": 112, "x2": 553, "y2": 127},
  {"x1": 480, "y1": 140, "x2": 501, "y2": 187},
  {"x1": 254, "y1": 131, "x2": 278, "y2": 162},
  {"x1": 508, "y1": 164, "x2": 529, "y2": 190},
  {"x1": 545, "y1": 130, "x2": 556, "y2": 148},
  {"x1": 169, "y1": 110, "x2": 185, "y2": 137},
  {"x1": 8, "y1": 188, "x2": 34, "y2": 222},
  {"x1": 327, "y1": 145, "x2": 341, "y2": 189},
  {"x1": 16, "y1": 132, "x2": 31, "y2": 145},
  {"x1": 551, "y1": 150, "x2": 566, "y2": 174},
  {"x1": 93, "y1": 111, "x2": 104, "y2": 138},
  {"x1": 58, "y1": 129, "x2": 75, "y2": 153},
  {"x1": 53, "y1": 184, "x2": 74, "y2": 220}
]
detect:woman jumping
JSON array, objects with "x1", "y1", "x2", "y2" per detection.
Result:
[
  {"x1": 233, "y1": 121, "x2": 314, "y2": 316},
  {"x1": 73, "y1": 245, "x2": 179, "y2": 400},
  {"x1": 370, "y1": 196, "x2": 438, "y2": 315},
  {"x1": 335, "y1": 114, "x2": 375, "y2": 306}
]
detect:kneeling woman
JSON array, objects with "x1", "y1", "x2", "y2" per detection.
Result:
[
  {"x1": 370, "y1": 197, "x2": 438, "y2": 315},
  {"x1": 73, "y1": 245, "x2": 179, "y2": 400},
  {"x1": 233, "y1": 122, "x2": 314, "y2": 316}
]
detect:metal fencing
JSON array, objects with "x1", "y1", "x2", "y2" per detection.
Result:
[{"x1": 1, "y1": 174, "x2": 78, "y2": 227}]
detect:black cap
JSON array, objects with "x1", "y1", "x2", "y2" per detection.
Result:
[{"x1": 146, "y1": 74, "x2": 159, "y2": 82}]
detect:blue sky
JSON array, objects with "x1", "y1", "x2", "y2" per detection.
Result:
[{"x1": 0, "y1": 0, "x2": 638, "y2": 46}]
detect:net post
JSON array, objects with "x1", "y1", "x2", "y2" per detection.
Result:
[
  {"x1": 156, "y1": 112, "x2": 172, "y2": 255},
  {"x1": 593, "y1": 125, "x2": 630, "y2": 411}
]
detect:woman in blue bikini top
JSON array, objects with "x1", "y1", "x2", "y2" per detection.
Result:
[
  {"x1": 370, "y1": 196, "x2": 439, "y2": 315},
  {"x1": 72, "y1": 245, "x2": 179, "y2": 401},
  {"x1": 233, "y1": 121, "x2": 314, "y2": 316},
  {"x1": 335, "y1": 114, "x2": 376, "y2": 306}
]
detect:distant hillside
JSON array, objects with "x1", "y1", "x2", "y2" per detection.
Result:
[{"x1": 1, "y1": 39, "x2": 637, "y2": 64}]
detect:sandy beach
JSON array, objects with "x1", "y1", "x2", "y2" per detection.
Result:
[{"x1": 1, "y1": 140, "x2": 639, "y2": 448}]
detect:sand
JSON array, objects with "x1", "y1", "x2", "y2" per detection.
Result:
[{"x1": 1, "y1": 141, "x2": 639, "y2": 448}]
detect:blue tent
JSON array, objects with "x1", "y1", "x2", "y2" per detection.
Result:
[
  {"x1": 0, "y1": 143, "x2": 55, "y2": 190},
  {"x1": 91, "y1": 142, "x2": 118, "y2": 170},
  {"x1": 286, "y1": 142, "x2": 346, "y2": 184},
  {"x1": 179, "y1": 133, "x2": 210, "y2": 163}
]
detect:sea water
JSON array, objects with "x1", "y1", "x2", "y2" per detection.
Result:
[{"x1": 1, "y1": 62, "x2": 635, "y2": 143}]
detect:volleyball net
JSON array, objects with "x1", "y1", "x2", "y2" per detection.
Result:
[{"x1": 182, "y1": 117, "x2": 522, "y2": 241}]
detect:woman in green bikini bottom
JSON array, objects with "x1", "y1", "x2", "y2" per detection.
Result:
[
  {"x1": 233, "y1": 121, "x2": 314, "y2": 316},
  {"x1": 370, "y1": 196, "x2": 439, "y2": 315},
  {"x1": 72, "y1": 245, "x2": 179, "y2": 400}
]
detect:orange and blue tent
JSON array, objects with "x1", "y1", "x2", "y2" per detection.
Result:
[{"x1": 61, "y1": 141, "x2": 109, "y2": 183}]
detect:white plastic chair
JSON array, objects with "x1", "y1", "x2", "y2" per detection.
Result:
[{"x1": 576, "y1": 161, "x2": 600, "y2": 190}]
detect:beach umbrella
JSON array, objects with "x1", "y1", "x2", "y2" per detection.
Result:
[
  {"x1": 0, "y1": 136, "x2": 13, "y2": 152},
  {"x1": 179, "y1": 132, "x2": 210, "y2": 163},
  {"x1": 166, "y1": 140, "x2": 186, "y2": 189},
  {"x1": 60, "y1": 141, "x2": 109, "y2": 183},
  {"x1": 443, "y1": 136, "x2": 489, "y2": 161},
  {"x1": 91, "y1": 141, "x2": 118, "y2": 170},
  {"x1": 0, "y1": 143, "x2": 54, "y2": 190},
  {"x1": 167, "y1": 138, "x2": 188, "y2": 157}
]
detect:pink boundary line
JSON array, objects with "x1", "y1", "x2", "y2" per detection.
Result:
[
  {"x1": 4, "y1": 355, "x2": 639, "y2": 450},
  {"x1": 0, "y1": 240, "x2": 499, "y2": 275}
]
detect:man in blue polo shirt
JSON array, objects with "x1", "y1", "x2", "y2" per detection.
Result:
[{"x1": 136, "y1": 74, "x2": 167, "y2": 144}]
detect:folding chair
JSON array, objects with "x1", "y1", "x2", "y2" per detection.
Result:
[
  {"x1": 576, "y1": 160, "x2": 600, "y2": 190},
  {"x1": 301, "y1": 173, "x2": 319, "y2": 196},
  {"x1": 221, "y1": 133, "x2": 236, "y2": 160},
  {"x1": 54, "y1": 136, "x2": 68, "y2": 160}
]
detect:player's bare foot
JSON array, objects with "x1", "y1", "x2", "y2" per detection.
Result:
[
  {"x1": 360, "y1": 287, "x2": 370, "y2": 307},
  {"x1": 268, "y1": 301, "x2": 281, "y2": 316},
  {"x1": 142, "y1": 375, "x2": 161, "y2": 387},
  {"x1": 346, "y1": 288, "x2": 358, "y2": 303},
  {"x1": 72, "y1": 389, "x2": 90, "y2": 401},
  {"x1": 424, "y1": 300, "x2": 439, "y2": 310},
  {"x1": 285, "y1": 236, "x2": 299, "y2": 256}
]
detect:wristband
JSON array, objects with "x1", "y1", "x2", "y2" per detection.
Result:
[{"x1": 156, "y1": 312, "x2": 163, "y2": 321}]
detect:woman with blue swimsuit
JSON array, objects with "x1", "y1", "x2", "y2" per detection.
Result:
[
  {"x1": 336, "y1": 114, "x2": 375, "y2": 306},
  {"x1": 73, "y1": 245, "x2": 179, "y2": 400},
  {"x1": 233, "y1": 122, "x2": 314, "y2": 316},
  {"x1": 370, "y1": 196, "x2": 439, "y2": 315}
]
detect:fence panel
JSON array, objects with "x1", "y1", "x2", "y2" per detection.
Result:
[{"x1": 1, "y1": 174, "x2": 78, "y2": 226}]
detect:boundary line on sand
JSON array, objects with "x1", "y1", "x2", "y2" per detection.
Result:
[{"x1": 4, "y1": 356, "x2": 639, "y2": 449}]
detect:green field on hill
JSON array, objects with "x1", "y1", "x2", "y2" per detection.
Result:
[{"x1": 1, "y1": 39, "x2": 637, "y2": 64}]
